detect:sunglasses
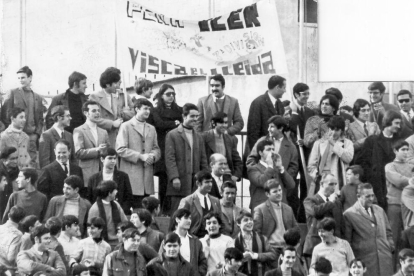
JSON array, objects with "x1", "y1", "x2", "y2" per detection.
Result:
[
  {"x1": 398, "y1": 99, "x2": 411, "y2": 104},
  {"x1": 165, "y1": 92, "x2": 176, "y2": 97}
]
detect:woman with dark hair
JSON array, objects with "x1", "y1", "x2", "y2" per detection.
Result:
[
  {"x1": 304, "y1": 94, "x2": 341, "y2": 149},
  {"x1": 149, "y1": 84, "x2": 183, "y2": 213}
]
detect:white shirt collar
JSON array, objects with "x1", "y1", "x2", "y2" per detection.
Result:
[
  {"x1": 292, "y1": 98, "x2": 305, "y2": 113},
  {"x1": 214, "y1": 94, "x2": 225, "y2": 102},
  {"x1": 355, "y1": 118, "x2": 366, "y2": 128},
  {"x1": 259, "y1": 160, "x2": 272, "y2": 169},
  {"x1": 53, "y1": 124, "x2": 65, "y2": 137},
  {"x1": 267, "y1": 91, "x2": 277, "y2": 106},
  {"x1": 318, "y1": 190, "x2": 328, "y2": 202},
  {"x1": 196, "y1": 190, "x2": 210, "y2": 208},
  {"x1": 86, "y1": 120, "x2": 97, "y2": 129},
  {"x1": 383, "y1": 131, "x2": 393, "y2": 138}
]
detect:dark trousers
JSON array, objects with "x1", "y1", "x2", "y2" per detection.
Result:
[
  {"x1": 131, "y1": 194, "x2": 149, "y2": 209},
  {"x1": 158, "y1": 173, "x2": 170, "y2": 214},
  {"x1": 168, "y1": 196, "x2": 184, "y2": 216}
]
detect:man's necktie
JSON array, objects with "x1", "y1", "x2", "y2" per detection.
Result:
[
  {"x1": 326, "y1": 197, "x2": 329, "y2": 202},
  {"x1": 61, "y1": 131, "x2": 65, "y2": 140},
  {"x1": 63, "y1": 163, "x2": 68, "y2": 175},
  {"x1": 363, "y1": 123, "x2": 369, "y2": 136},
  {"x1": 204, "y1": 195, "x2": 209, "y2": 210}
]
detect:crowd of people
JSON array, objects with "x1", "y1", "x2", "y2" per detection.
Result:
[{"x1": 1, "y1": 65, "x2": 414, "y2": 276}]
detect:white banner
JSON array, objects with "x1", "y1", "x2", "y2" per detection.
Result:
[{"x1": 117, "y1": 0, "x2": 288, "y2": 77}]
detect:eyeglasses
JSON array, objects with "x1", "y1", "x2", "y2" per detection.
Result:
[
  {"x1": 165, "y1": 92, "x2": 176, "y2": 97},
  {"x1": 398, "y1": 99, "x2": 411, "y2": 104}
]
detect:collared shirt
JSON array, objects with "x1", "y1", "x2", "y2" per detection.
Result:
[
  {"x1": 383, "y1": 131, "x2": 393, "y2": 138},
  {"x1": 0, "y1": 220, "x2": 22, "y2": 269},
  {"x1": 268, "y1": 92, "x2": 277, "y2": 107},
  {"x1": 86, "y1": 120, "x2": 98, "y2": 144},
  {"x1": 212, "y1": 173, "x2": 223, "y2": 192},
  {"x1": 102, "y1": 171, "x2": 114, "y2": 181},
  {"x1": 402, "y1": 109, "x2": 414, "y2": 121},
  {"x1": 56, "y1": 160, "x2": 70, "y2": 175},
  {"x1": 214, "y1": 94, "x2": 225, "y2": 102},
  {"x1": 58, "y1": 232, "x2": 80, "y2": 261},
  {"x1": 174, "y1": 231, "x2": 191, "y2": 262},
  {"x1": 355, "y1": 118, "x2": 366, "y2": 129},
  {"x1": 196, "y1": 190, "x2": 211, "y2": 209},
  {"x1": 71, "y1": 237, "x2": 111, "y2": 268},
  {"x1": 273, "y1": 136, "x2": 284, "y2": 153},
  {"x1": 104, "y1": 91, "x2": 113, "y2": 109},
  {"x1": 53, "y1": 124, "x2": 65, "y2": 138},
  {"x1": 260, "y1": 160, "x2": 273, "y2": 169},
  {"x1": 214, "y1": 130, "x2": 226, "y2": 157},
  {"x1": 318, "y1": 190, "x2": 329, "y2": 203}
]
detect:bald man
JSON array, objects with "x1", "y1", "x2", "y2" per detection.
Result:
[{"x1": 209, "y1": 153, "x2": 237, "y2": 199}]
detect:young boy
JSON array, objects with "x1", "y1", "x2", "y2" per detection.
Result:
[
  {"x1": 207, "y1": 247, "x2": 246, "y2": 276},
  {"x1": 340, "y1": 165, "x2": 364, "y2": 211}
]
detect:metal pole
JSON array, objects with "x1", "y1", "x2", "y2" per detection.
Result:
[
  {"x1": 388, "y1": 82, "x2": 394, "y2": 104},
  {"x1": 299, "y1": 0, "x2": 304, "y2": 82}
]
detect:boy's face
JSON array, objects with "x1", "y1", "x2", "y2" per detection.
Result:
[
  {"x1": 266, "y1": 186, "x2": 282, "y2": 203},
  {"x1": 281, "y1": 250, "x2": 296, "y2": 268},
  {"x1": 226, "y1": 258, "x2": 243, "y2": 273},
  {"x1": 164, "y1": 242, "x2": 180, "y2": 258},
  {"x1": 237, "y1": 216, "x2": 253, "y2": 232},
  {"x1": 205, "y1": 216, "x2": 221, "y2": 235},
  {"x1": 346, "y1": 170, "x2": 358, "y2": 184}
]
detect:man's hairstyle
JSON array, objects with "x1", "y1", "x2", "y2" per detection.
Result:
[
  {"x1": 169, "y1": 209, "x2": 191, "y2": 232},
  {"x1": 17, "y1": 66, "x2": 32, "y2": 77},
  {"x1": 204, "y1": 212, "x2": 223, "y2": 227},
  {"x1": 64, "y1": 175, "x2": 83, "y2": 191},
  {"x1": 8, "y1": 206, "x2": 26, "y2": 223},
  {"x1": 393, "y1": 140, "x2": 409, "y2": 151},
  {"x1": 99, "y1": 69, "x2": 121, "y2": 88},
  {"x1": 368, "y1": 81, "x2": 386, "y2": 93},
  {"x1": 264, "y1": 179, "x2": 281, "y2": 193},
  {"x1": 236, "y1": 209, "x2": 253, "y2": 224},
  {"x1": 100, "y1": 147, "x2": 118, "y2": 159},
  {"x1": 182, "y1": 103, "x2": 198, "y2": 116},
  {"x1": 399, "y1": 248, "x2": 414, "y2": 262},
  {"x1": 164, "y1": 232, "x2": 181, "y2": 245},
  {"x1": 257, "y1": 139, "x2": 273, "y2": 154},
  {"x1": 105, "y1": 67, "x2": 121, "y2": 75},
  {"x1": 282, "y1": 246, "x2": 297, "y2": 256},
  {"x1": 314, "y1": 257, "x2": 333, "y2": 274},
  {"x1": 268, "y1": 75, "x2": 285, "y2": 90},
  {"x1": 142, "y1": 197, "x2": 160, "y2": 214},
  {"x1": 221, "y1": 180, "x2": 237, "y2": 192},
  {"x1": 353, "y1": 99, "x2": 370, "y2": 118},
  {"x1": 382, "y1": 110, "x2": 402, "y2": 128},
  {"x1": 21, "y1": 168, "x2": 38, "y2": 185},
  {"x1": 72, "y1": 265, "x2": 89, "y2": 276},
  {"x1": 357, "y1": 183, "x2": 373, "y2": 196},
  {"x1": 96, "y1": 180, "x2": 118, "y2": 199},
  {"x1": 88, "y1": 217, "x2": 105, "y2": 229},
  {"x1": 283, "y1": 227, "x2": 301, "y2": 247},
  {"x1": 325, "y1": 87, "x2": 343, "y2": 101},
  {"x1": 319, "y1": 94, "x2": 339, "y2": 114},
  {"x1": 82, "y1": 100, "x2": 99, "y2": 112},
  {"x1": 54, "y1": 139, "x2": 71, "y2": 151},
  {"x1": 327, "y1": 115, "x2": 346, "y2": 132},
  {"x1": 211, "y1": 112, "x2": 228, "y2": 127},
  {"x1": 349, "y1": 259, "x2": 366, "y2": 269},
  {"x1": 195, "y1": 170, "x2": 213, "y2": 184},
  {"x1": 117, "y1": 221, "x2": 136, "y2": 232},
  {"x1": 132, "y1": 208, "x2": 152, "y2": 228},
  {"x1": 10, "y1": 107, "x2": 25, "y2": 120},
  {"x1": 51, "y1": 105, "x2": 69, "y2": 122},
  {"x1": 340, "y1": 105, "x2": 352, "y2": 112},
  {"x1": 134, "y1": 98, "x2": 152, "y2": 110},
  {"x1": 209, "y1": 153, "x2": 225, "y2": 164},
  {"x1": 135, "y1": 78, "x2": 153, "y2": 95},
  {"x1": 31, "y1": 225, "x2": 50, "y2": 241},
  {"x1": 45, "y1": 217, "x2": 62, "y2": 236},
  {"x1": 224, "y1": 247, "x2": 243, "y2": 261},
  {"x1": 267, "y1": 115, "x2": 287, "y2": 132},
  {"x1": 317, "y1": 217, "x2": 336, "y2": 232},
  {"x1": 0, "y1": 147, "x2": 17, "y2": 159},
  {"x1": 293, "y1": 83, "x2": 309, "y2": 97},
  {"x1": 61, "y1": 215, "x2": 79, "y2": 231},
  {"x1": 397, "y1": 89, "x2": 412, "y2": 99},
  {"x1": 320, "y1": 173, "x2": 335, "y2": 185},
  {"x1": 122, "y1": 228, "x2": 140, "y2": 239},
  {"x1": 20, "y1": 215, "x2": 38, "y2": 233},
  {"x1": 346, "y1": 165, "x2": 364, "y2": 179},
  {"x1": 210, "y1": 74, "x2": 226, "y2": 87},
  {"x1": 68, "y1": 71, "x2": 87, "y2": 89}
]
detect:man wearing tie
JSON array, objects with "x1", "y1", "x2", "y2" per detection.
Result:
[
  {"x1": 247, "y1": 75, "x2": 286, "y2": 150},
  {"x1": 397, "y1": 90, "x2": 414, "y2": 133},
  {"x1": 38, "y1": 139, "x2": 83, "y2": 201},
  {"x1": 196, "y1": 74, "x2": 244, "y2": 135},
  {"x1": 39, "y1": 105, "x2": 76, "y2": 168},
  {"x1": 89, "y1": 68, "x2": 134, "y2": 147}
]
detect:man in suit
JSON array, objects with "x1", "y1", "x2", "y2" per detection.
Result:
[
  {"x1": 254, "y1": 179, "x2": 298, "y2": 260},
  {"x1": 394, "y1": 249, "x2": 414, "y2": 276},
  {"x1": 0, "y1": 147, "x2": 20, "y2": 220},
  {"x1": 354, "y1": 110, "x2": 403, "y2": 209},
  {"x1": 1, "y1": 66, "x2": 45, "y2": 169},
  {"x1": 303, "y1": 173, "x2": 342, "y2": 258},
  {"x1": 73, "y1": 100, "x2": 110, "y2": 187},
  {"x1": 45, "y1": 71, "x2": 89, "y2": 133},
  {"x1": 39, "y1": 105, "x2": 76, "y2": 169},
  {"x1": 343, "y1": 183, "x2": 394, "y2": 276},
  {"x1": 397, "y1": 89, "x2": 414, "y2": 133},
  {"x1": 220, "y1": 180, "x2": 242, "y2": 238},
  {"x1": 202, "y1": 111, "x2": 243, "y2": 181},
  {"x1": 368, "y1": 81, "x2": 400, "y2": 128},
  {"x1": 116, "y1": 98, "x2": 160, "y2": 209},
  {"x1": 38, "y1": 139, "x2": 83, "y2": 200},
  {"x1": 247, "y1": 139, "x2": 295, "y2": 211},
  {"x1": 44, "y1": 175, "x2": 91, "y2": 237},
  {"x1": 348, "y1": 99, "x2": 381, "y2": 153},
  {"x1": 209, "y1": 153, "x2": 236, "y2": 199},
  {"x1": 165, "y1": 103, "x2": 209, "y2": 214},
  {"x1": 88, "y1": 147, "x2": 133, "y2": 214},
  {"x1": 178, "y1": 170, "x2": 223, "y2": 238},
  {"x1": 89, "y1": 68, "x2": 134, "y2": 147},
  {"x1": 264, "y1": 247, "x2": 303, "y2": 276},
  {"x1": 247, "y1": 75, "x2": 286, "y2": 150},
  {"x1": 196, "y1": 74, "x2": 244, "y2": 135}
]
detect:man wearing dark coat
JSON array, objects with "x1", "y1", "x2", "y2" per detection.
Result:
[{"x1": 354, "y1": 110, "x2": 403, "y2": 209}]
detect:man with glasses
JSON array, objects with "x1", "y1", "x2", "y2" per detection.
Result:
[
  {"x1": 396, "y1": 90, "x2": 414, "y2": 133},
  {"x1": 367, "y1": 81, "x2": 399, "y2": 128},
  {"x1": 196, "y1": 74, "x2": 244, "y2": 136}
]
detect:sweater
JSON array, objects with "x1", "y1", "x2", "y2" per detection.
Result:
[
  {"x1": 2, "y1": 189, "x2": 48, "y2": 223},
  {"x1": 200, "y1": 234, "x2": 234, "y2": 272},
  {"x1": 385, "y1": 159, "x2": 414, "y2": 205}
]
